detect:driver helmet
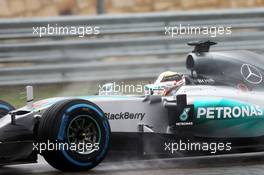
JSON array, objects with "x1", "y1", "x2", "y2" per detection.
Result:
[{"x1": 155, "y1": 71, "x2": 185, "y2": 95}]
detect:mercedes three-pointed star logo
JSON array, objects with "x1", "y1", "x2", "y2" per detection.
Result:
[{"x1": 240, "y1": 64, "x2": 262, "y2": 84}]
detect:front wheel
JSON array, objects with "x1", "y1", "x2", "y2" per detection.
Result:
[
  {"x1": 0, "y1": 100, "x2": 15, "y2": 118},
  {"x1": 37, "y1": 99, "x2": 110, "y2": 172}
]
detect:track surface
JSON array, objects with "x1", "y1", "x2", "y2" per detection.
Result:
[{"x1": 2, "y1": 153, "x2": 264, "y2": 175}]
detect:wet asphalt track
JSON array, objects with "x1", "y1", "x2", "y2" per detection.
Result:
[{"x1": 2, "y1": 153, "x2": 264, "y2": 175}]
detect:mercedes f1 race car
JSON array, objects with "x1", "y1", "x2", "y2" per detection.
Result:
[{"x1": 1, "y1": 41, "x2": 264, "y2": 172}]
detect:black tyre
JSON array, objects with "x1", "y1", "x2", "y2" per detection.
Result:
[
  {"x1": 37, "y1": 99, "x2": 110, "y2": 172},
  {"x1": 0, "y1": 100, "x2": 15, "y2": 118}
]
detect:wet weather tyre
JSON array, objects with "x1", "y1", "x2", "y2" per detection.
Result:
[
  {"x1": 0, "y1": 100, "x2": 15, "y2": 118},
  {"x1": 37, "y1": 99, "x2": 110, "y2": 172}
]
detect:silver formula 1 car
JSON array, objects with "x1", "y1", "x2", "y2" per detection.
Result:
[{"x1": 1, "y1": 41, "x2": 264, "y2": 172}]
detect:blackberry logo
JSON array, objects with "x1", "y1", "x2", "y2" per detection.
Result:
[{"x1": 105, "y1": 112, "x2": 145, "y2": 121}]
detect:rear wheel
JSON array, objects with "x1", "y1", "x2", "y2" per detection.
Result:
[
  {"x1": 37, "y1": 99, "x2": 110, "y2": 172},
  {"x1": 0, "y1": 100, "x2": 15, "y2": 118}
]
